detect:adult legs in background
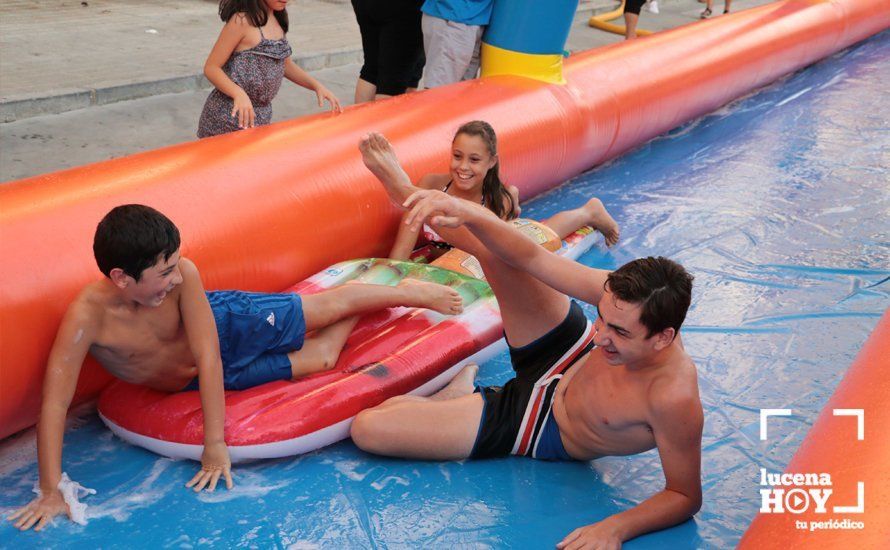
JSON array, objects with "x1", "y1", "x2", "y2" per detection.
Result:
[{"x1": 421, "y1": 13, "x2": 483, "y2": 88}]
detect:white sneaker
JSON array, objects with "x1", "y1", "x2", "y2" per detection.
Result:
[{"x1": 647, "y1": 0, "x2": 659, "y2": 14}]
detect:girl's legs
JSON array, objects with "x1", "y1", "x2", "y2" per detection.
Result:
[{"x1": 543, "y1": 197, "x2": 621, "y2": 246}]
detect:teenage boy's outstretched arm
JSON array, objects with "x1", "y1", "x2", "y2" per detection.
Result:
[
  {"x1": 8, "y1": 297, "x2": 101, "y2": 531},
  {"x1": 558, "y1": 384, "x2": 703, "y2": 548},
  {"x1": 404, "y1": 190, "x2": 611, "y2": 306},
  {"x1": 177, "y1": 259, "x2": 233, "y2": 492}
]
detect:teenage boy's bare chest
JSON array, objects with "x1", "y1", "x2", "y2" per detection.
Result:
[
  {"x1": 97, "y1": 300, "x2": 186, "y2": 359},
  {"x1": 559, "y1": 356, "x2": 657, "y2": 454}
]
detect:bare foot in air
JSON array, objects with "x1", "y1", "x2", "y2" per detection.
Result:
[
  {"x1": 429, "y1": 363, "x2": 479, "y2": 401},
  {"x1": 584, "y1": 198, "x2": 621, "y2": 247},
  {"x1": 398, "y1": 278, "x2": 463, "y2": 315},
  {"x1": 359, "y1": 133, "x2": 413, "y2": 202}
]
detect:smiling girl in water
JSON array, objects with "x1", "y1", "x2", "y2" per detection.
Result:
[{"x1": 384, "y1": 121, "x2": 621, "y2": 261}]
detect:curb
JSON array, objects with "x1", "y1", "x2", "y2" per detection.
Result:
[
  {"x1": 0, "y1": 48, "x2": 364, "y2": 124},
  {"x1": 0, "y1": 1, "x2": 617, "y2": 124}
]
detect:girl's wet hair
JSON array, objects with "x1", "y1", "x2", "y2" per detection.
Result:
[
  {"x1": 454, "y1": 121, "x2": 518, "y2": 220},
  {"x1": 219, "y1": 0, "x2": 289, "y2": 33}
]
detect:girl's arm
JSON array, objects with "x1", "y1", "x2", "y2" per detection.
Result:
[
  {"x1": 388, "y1": 174, "x2": 448, "y2": 259},
  {"x1": 204, "y1": 16, "x2": 255, "y2": 128},
  {"x1": 284, "y1": 59, "x2": 342, "y2": 113},
  {"x1": 389, "y1": 213, "x2": 422, "y2": 260}
]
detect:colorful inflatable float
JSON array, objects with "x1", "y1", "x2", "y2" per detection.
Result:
[{"x1": 97, "y1": 223, "x2": 597, "y2": 461}]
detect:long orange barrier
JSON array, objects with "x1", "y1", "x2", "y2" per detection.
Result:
[
  {"x1": 1, "y1": 0, "x2": 888, "y2": 439},
  {"x1": 739, "y1": 308, "x2": 890, "y2": 547}
]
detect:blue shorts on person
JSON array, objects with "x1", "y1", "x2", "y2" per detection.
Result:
[{"x1": 184, "y1": 290, "x2": 306, "y2": 391}]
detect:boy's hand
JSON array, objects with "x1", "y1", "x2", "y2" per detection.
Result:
[
  {"x1": 557, "y1": 519, "x2": 623, "y2": 550},
  {"x1": 186, "y1": 441, "x2": 233, "y2": 492},
  {"x1": 8, "y1": 490, "x2": 69, "y2": 531},
  {"x1": 403, "y1": 190, "x2": 471, "y2": 231}
]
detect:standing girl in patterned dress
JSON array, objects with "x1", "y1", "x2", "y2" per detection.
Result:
[{"x1": 198, "y1": 0, "x2": 342, "y2": 138}]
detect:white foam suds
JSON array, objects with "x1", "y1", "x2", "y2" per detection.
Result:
[
  {"x1": 370, "y1": 475, "x2": 410, "y2": 491},
  {"x1": 332, "y1": 460, "x2": 370, "y2": 482},
  {"x1": 86, "y1": 458, "x2": 175, "y2": 522},
  {"x1": 196, "y1": 469, "x2": 290, "y2": 504},
  {"x1": 29, "y1": 473, "x2": 97, "y2": 525}
]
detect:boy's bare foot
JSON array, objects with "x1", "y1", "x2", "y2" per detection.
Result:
[
  {"x1": 397, "y1": 278, "x2": 463, "y2": 315},
  {"x1": 359, "y1": 133, "x2": 413, "y2": 202},
  {"x1": 429, "y1": 363, "x2": 479, "y2": 401},
  {"x1": 583, "y1": 198, "x2": 621, "y2": 247}
]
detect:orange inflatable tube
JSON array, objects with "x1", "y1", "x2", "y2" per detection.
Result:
[
  {"x1": 739, "y1": 309, "x2": 890, "y2": 547},
  {"x1": 1, "y1": 0, "x2": 888, "y2": 440}
]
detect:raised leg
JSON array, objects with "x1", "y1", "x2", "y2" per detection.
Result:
[
  {"x1": 300, "y1": 279, "x2": 462, "y2": 332},
  {"x1": 543, "y1": 197, "x2": 621, "y2": 246},
  {"x1": 360, "y1": 132, "x2": 571, "y2": 348}
]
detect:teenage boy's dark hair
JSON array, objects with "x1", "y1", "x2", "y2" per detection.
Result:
[
  {"x1": 605, "y1": 257, "x2": 693, "y2": 339},
  {"x1": 93, "y1": 205, "x2": 181, "y2": 281}
]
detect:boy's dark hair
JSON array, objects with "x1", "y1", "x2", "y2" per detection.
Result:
[
  {"x1": 93, "y1": 205, "x2": 181, "y2": 281},
  {"x1": 605, "y1": 257, "x2": 693, "y2": 339},
  {"x1": 220, "y1": 0, "x2": 289, "y2": 33}
]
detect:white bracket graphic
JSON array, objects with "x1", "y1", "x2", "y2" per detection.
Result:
[
  {"x1": 833, "y1": 482, "x2": 865, "y2": 513},
  {"x1": 760, "y1": 409, "x2": 792, "y2": 440},
  {"x1": 832, "y1": 408, "x2": 864, "y2": 440}
]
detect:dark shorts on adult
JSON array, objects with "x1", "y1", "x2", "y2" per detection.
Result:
[
  {"x1": 470, "y1": 301, "x2": 596, "y2": 461},
  {"x1": 625, "y1": 0, "x2": 647, "y2": 15},
  {"x1": 351, "y1": 0, "x2": 425, "y2": 95}
]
